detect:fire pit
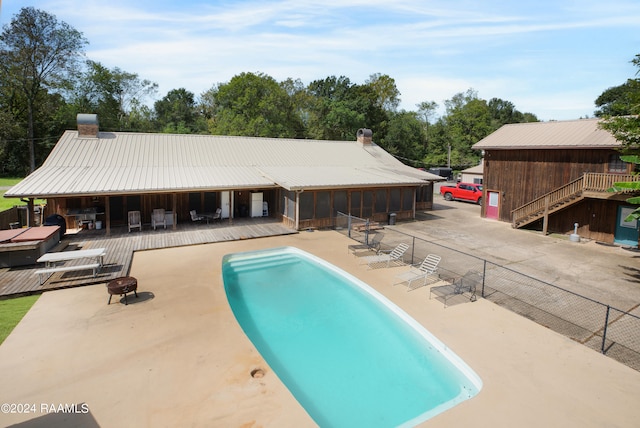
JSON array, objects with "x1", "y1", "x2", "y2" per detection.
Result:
[{"x1": 107, "y1": 276, "x2": 138, "y2": 305}]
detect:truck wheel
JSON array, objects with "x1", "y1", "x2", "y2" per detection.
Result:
[
  {"x1": 444, "y1": 192, "x2": 453, "y2": 201},
  {"x1": 477, "y1": 197, "x2": 483, "y2": 205}
]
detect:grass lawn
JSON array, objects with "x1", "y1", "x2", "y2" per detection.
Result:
[
  {"x1": 0, "y1": 177, "x2": 46, "y2": 212},
  {"x1": 0, "y1": 295, "x2": 40, "y2": 345},
  {"x1": 0, "y1": 178, "x2": 25, "y2": 211}
]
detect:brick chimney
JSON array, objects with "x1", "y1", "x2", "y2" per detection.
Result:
[
  {"x1": 356, "y1": 128, "x2": 373, "y2": 145},
  {"x1": 77, "y1": 114, "x2": 99, "y2": 138}
]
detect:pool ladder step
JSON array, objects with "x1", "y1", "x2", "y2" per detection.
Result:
[{"x1": 226, "y1": 254, "x2": 300, "y2": 273}]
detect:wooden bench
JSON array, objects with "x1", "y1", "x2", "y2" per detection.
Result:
[{"x1": 34, "y1": 263, "x2": 101, "y2": 286}]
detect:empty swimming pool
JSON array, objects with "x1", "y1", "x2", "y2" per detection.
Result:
[{"x1": 223, "y1": 247, "x2": 481, "y2": 427}]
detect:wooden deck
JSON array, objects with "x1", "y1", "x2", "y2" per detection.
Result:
[{"x1": 0, "y1": 218, "x2": 297, "y2": 298}]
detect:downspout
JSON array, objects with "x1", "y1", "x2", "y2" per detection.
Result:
[
  {"x1": 21, "y1": 198, "x2": 34, "y2": 227},
  {"x1": 295, "y1": 189, "x2": 303, "y2": 230}
]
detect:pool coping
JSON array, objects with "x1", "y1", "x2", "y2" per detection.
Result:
[{"x1": 1, "y1": 230, "x2": 639, "y2": 427}]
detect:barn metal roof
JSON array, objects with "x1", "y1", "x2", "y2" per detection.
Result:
[
  {"x1": 473, "y1": 118, "x2": 620, "y2": 150},
  {"x1": 6, "y1": 131, "x2": 441, "y2": 198}
]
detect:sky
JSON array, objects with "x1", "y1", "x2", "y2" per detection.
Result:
[{"x1": 1, "y1": 0, "x2": 639, "y2": 122}]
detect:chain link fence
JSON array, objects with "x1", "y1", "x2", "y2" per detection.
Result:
[{"x1": 334, "y1": 213, "x2": 640, "y2": 372}]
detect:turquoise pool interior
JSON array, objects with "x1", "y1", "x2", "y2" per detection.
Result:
[{"x1": 223, "y1": 246, "x2": 482, "y2": 427}]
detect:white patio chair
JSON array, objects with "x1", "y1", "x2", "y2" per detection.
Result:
[
  {"x1": 360, "y1": 242, "x2": 409, "y2": 269},
  {"x1": 190, "y1": 210, "x2": 204, "y2": 223},
  {"x1": 394, "y1": 254, "x2": 441, "y2": 291},
  {"x1": 128, "y1": 210, "x2": 142, "y2": 232},
  {"x1": 152, "y1": 208, "x2": 167, "y2": 230}
]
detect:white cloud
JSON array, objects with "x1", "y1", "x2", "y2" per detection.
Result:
[{"x1": 3, "y1": 0, "x2": 639, "y2": 121}]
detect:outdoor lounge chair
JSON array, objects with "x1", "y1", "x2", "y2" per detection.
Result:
[
  {"x1": 211, "y1": 208, "x2": 222, "y2": 222},
  {"x1": 429, "y1": 270, "x2": 481, "y2": 307},
  {"x1": 152, "y1": 208, "x2": 167, "y2": 230},
  {"x1": 360, "y1": 242, "x2": 409, "y2": 269},
  {"x1": 128, "y1": 210, "x2": 142, "y2": 232},
  {"x1": 394, "y1": 254, "x2": 441, "y2": 291},
  {"x1": 348, "y1": 232, "x2": 385, "y2": 255},
  {"x1": 190, "y1": 210, "x2": 204, "y2": 223}
]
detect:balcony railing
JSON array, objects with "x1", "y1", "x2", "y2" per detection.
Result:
[{"x1": 512, "y1": 173, "x2": 639, "y2": 228}]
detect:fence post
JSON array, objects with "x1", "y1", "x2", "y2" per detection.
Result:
[
  {"x1": 411, "y1": 237, "x2": 416, "y2": 264},
  {"x1": 364, "y1": 220, "x2": 369, "y2": 245},
  {"x1": 601, "y1": 305, "x2": 611, "y2": 354},
  {"x1": 347, "y1": 214, "x2": 352, "y2": 238},
  {"x1": 481, "y1": 260, "x2": 487, "y2": 298}
]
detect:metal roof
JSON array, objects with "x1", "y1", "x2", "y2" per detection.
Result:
[
  {"x1": 6, "y1": 131, "x2": 441, "y2": 198},
  {"x1": 473, "y1": 118, "x2": 620, "y2": 150},
  {"x1": 461, "y1": 164, "x2": 483, "y2": 174}
]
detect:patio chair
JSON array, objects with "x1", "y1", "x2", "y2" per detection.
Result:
[
  {"x1": 128, "y1": 210, "x2": 142, "y2": 232},
  {"x1": 429, "y1": 270, "x2": 481, "y2": 308},
  {"x1": 360, "y1": 242, "x2": 409, "y2": 269},
  {"x1": 348, "y1": 232, "x2": 385, "y2": 255},
  {"x1": 152, "y1": 208, "x2": 167, "y2": 230},
  {"x1": 394, "y1": 254, "x2": 441, "y2": 291},
  {"x1": 211, "y1": 208, "x2": 222, "y2": 222},
  {"x1": 190, "y1": 210, "x2": 204, "y2": 223}
]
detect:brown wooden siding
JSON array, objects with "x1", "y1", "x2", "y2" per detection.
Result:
[
  {"x1": 43, "y1": 184, "x2": 429, "y2": 232},
  {"x1": 483, "y1": 148, "x2": 627, "y2": 222},
  {"x1": 525, "y1": 199, "x2": 629, "y2": 244}
]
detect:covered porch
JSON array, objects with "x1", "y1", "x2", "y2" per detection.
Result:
[{"x1": 0, "y1": 216, "x2": 296, "y2": 298}]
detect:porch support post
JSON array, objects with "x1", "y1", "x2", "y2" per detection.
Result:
[
  {"x1": 172, "y1": 193, "x2": 177, "y2": 230},
  {"x1": 27, "y1": 198, "x2": 35, "y2": 227},
  {"x1": 295, "y1": 190, "x2": 301, "y2": 230},
  {"x1": 105, "y1": 196, "x2": 111, "y2": 235},
  {"x1": 542, "y1": 195, "x2": 549, "y2": 235}
]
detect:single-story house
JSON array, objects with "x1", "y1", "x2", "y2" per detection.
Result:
[
  {"x1": 473, "y1": 118, "x2": 640, "y2": 246},
  {"x1": 5, "y1": 115, "x2": 441, "y2": 234},
  {"x1": 459, "y1": 162, "x2": 483, "y2": 184}
]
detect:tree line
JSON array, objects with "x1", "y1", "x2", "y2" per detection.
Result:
[{"x1": 4, "y1": 7, "x2": 637, "y2": 179}]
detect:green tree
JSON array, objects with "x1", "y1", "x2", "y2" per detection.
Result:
[
  {"x1": 209, "y1": 72, "x2": 302, "y2": 137},
  {"x1": 72, "y1": 60, "x2": 157, "y2": 131},
  {"x1": 443, "y1": 89, "x2": 492, "y2": 167},
  {"x1": 306, "y1": 76, "x2": 370, "y2": 140},
  {"x1": 365, "y1": 73, "x2": 400, "y2": 112},
  {"x1": 0, "y1": 7, "x2": 87, "y2": 172},
  {"x1": 154, "y1": 88, "x2": 205, "y2": 133},
  {"x1": 598, "y1": 54, "x2": 640, "y2": 156},
  {"x1": 599, "y1": 54, "x2": 640, "y2": 222},
  {"x1": 416, "y1": 100, "x2": 439, "y2": 151},
  {"x1": 380, "y1": 111, "x2": 426, "y2": 163}
]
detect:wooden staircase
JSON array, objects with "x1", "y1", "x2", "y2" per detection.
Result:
[{"x1": 512, "y1": 173, "x2": 639, "y2": 230}]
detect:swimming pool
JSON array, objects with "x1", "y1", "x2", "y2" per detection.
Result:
[{"x1": 223, "y1": 247, "x2": 482, "y2": 427}]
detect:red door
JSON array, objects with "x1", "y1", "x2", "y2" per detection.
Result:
[{"x1": 486, "y1": 191, "x2": 499, "y2": 219}]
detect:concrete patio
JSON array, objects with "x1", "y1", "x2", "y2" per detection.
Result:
[{"x1": 1, "y1": 229, "x2": 639, "y2": 427}]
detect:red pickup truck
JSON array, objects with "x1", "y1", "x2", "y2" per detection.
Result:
[{"x1": 439, "y1": 182, "x2": 483, "y2": 205}]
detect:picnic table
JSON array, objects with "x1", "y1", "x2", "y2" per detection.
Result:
[
  {"x1": 34, "y1": 248, "x2": 107, "y2": 286},
  {"x1": 37, "y1": 248, "x2": 106, "y2": 267}
]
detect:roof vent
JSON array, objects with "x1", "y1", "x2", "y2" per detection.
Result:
[
  {"x1": 77, "y1": 114, "x2": 99, "y2": 138},
  {"x1": 357, "y1": 128, "x2": 373, "y2": 145}
]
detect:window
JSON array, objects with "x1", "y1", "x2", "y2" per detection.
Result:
[
  {"x1": 374, "y1": 189, "x2": 387, "y2": 213},
  {"x1": 334, "y1": 191, "x2": 347, "y2": 216},
  {"x1": 350, "y1": 191, "x2": 361, "y2": 217},
  {"x1": 362, "y1": 191, "x2": 373, "y2": 218},
  {"x1": 188, "y1": 192, "x2": 201, "y2": 211},
  {"x1": 608, "y1": 154, "x2": 627, "y2": 173},
  {"x1": 299, "y1": 192, "x2": 314, "y2": 220},
  {"x1": 284, "y1": 191, "x2": 295, "y2": 219},
  {"x1": 316, "y1": 192, "x2": 331, "y2": 219},
  {"x1": 402, "y1": 188, "x2": 413, "y2": 211},
  {"x1": 389, "y1": 188, "x2": 401, "y2": 211},
  {"x1": 204, "y1": 192, "x2": 217, "y2": 212}
]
